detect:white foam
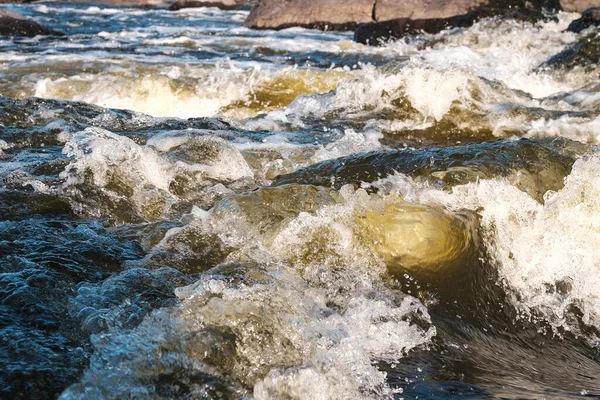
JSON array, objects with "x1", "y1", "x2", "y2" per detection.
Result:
[
  {"x1": 34, "y1": 68, "x2": 248, "y2": 118},
  {"x1": 61, "y1": 127, "x2": 174, "y2": 191},
  {"x1": 524, "y1": 115, "x2": 600, "y2": 143},
  {"x1": 60, "y1": 127, "x2": 254, "y2": 220},
  {"x1": 241, "y1": 62, "x2": 515, "y2": 132},
  {"x1": 417, "y1": 15, "x2": 580, "y2": 98},
  {"x1": 0, "y1": 139, "x2": 9, "y2": 157},
  {"x1": 372, "y1": 154, "x2": 600, "y2": 335},
  {"x1": 59, "y1": 182, "x2": 436, "y2": 398},
  {"x1": 311, "y1": 128, "x2": 383, "y2": 162},
  {"x1": 148, "y1": 131, "x2": 253, "y2": 181},
  {"x1": 402, "y1": 65, "x2": 473, "y2": 121},
  {"x1": 32, "y1": 62, "x2": 351, "y2": 119},
  {"x1": 242, "y1": 14, "x2": 597, "y2": 140},
  {"x1": 481, "y1": 154, "x2": 600, "y2": 333}
]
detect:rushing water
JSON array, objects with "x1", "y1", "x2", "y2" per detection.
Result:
[{"x1": 1, "y1": 2, "x2": 600, "y2": 399}]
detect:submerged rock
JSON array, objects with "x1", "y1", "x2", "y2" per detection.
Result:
[
  {"x1": 567, "y1": 6, "x2": 600, "y2": 33},
  {"x1": 0, "y1": 9, "x2": 60, "y2": 37},
  {"x1": 539, "y1": 30, "x2": 600, "y2": 70},
  {"x1": 272, "y1": 138, "x2": 579, "y2": 203},
  {"x1": 169, "y1": 0, "x2": 254, "y2": 11}
]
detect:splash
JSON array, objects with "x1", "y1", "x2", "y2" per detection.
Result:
[
  {"x1": 372, "y1": 153, "x2": 600, "y2": 335},
  {"x1": 60, "y1": 184, "x2": 439, "y2": 399},
  {"x1": 34, "y1": 64, "x2": 351, "y2": 119},
  {"x1": 60, "y1": 127, "x2": 253, "y2": 222}
]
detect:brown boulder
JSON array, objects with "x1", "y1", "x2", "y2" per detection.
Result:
[
  {"x1": 375, "y1": 0, "x2": 485, "y2": 20},
  {"x1": 245, "y1": 0, "x2": 561, "y2": 31},
  {"x1": 560, "y1": 0, "x2": 598, "y2": 12},
  {"x1": 244, "y1": 0, "x2": 374, "y2": 30},
  {"x1": 567, "y1": 6, "x2": 600, "y2": 32},
  {"x1": 169, "y1": 0, "x2": 254, "y2": 10},
  {"x1": 0, "y1": 9, "x2": 61, "y2": 37}
]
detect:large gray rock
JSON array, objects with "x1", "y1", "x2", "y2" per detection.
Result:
[
  {"x1": 567, "y1": 6, "x2": 600, "y2": 32},
  {"x1": 244, "y1": 0, "x2": 561, "y2": 31},
  {"x1": 560, "y1": 0, "x2": 597, "y2": 13},
  {"x1": 0, "y1": 9, "x2": 60, "y2": 37},
  {"x1": 244, "y1": 0, "x2": 374, "y2": 30},
  {"x1": 169, "y1": 0, "x2": 254, "y2": 10}
]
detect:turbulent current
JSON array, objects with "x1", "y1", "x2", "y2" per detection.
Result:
[{"x1": 1, "y1": 3, "x2": 600, "y2": 399}]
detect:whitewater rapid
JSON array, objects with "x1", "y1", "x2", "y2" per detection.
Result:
[{"x1": 0, "y1": 3, "x2": 599, "y2": 399}]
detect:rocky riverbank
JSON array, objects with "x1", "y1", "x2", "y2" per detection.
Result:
[
  {"x1": 245, "y1": 0, "x2": 562, "y2": 30},
  {"x1": 1, "y1": 0, "x2": 598, "y2": 45}
]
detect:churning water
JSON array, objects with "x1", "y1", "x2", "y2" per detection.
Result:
[{"x1": 1, "y1": 3, "x2": 600, "y2": 399}]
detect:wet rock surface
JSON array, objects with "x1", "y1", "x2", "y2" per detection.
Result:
[
  {"x1": 567, "y1": 6, "x2": 600, "y2": 33},
  {"x1": 354, "y1": 11, "x2": 482, "y2": 45},
  {"x1": 355, "y1": 8, "x2": 546, "y2": 44},
  {"x1": 245, "y1": 0, "x2": 560, "y2": 31},
  {"x1": 244, "y1": 0, "x2": 373, "y2": 30},
  {"x1": 272, "y1": 138, "x2": 577, "y2": 202},
  {"x1": 374, "y1": 0, "x2": 559, "y2": 20},
  {"x1": 539, "y1": 30, "x2": 600, "y2": 70},
  {"x1": 0, "y1": 9, "x2": 60, "y2": 37}
]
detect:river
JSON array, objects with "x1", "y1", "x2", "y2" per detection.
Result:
[{"x1": 1, "y1": 3, "x2": 599, "y2": 399}]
